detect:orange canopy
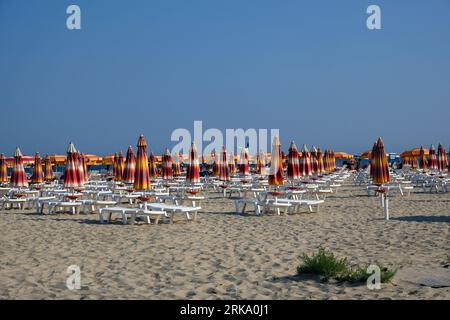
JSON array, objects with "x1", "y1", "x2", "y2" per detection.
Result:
[
  {"x1": 360, "y1": 150, "x2": 372, "y2": 159},
  {"x1": 5, "y1": 155, "x2": 34, "y2": 167},
  {"x1": 102, "y1": 155, "x2": 115, "y2": 165},
  {"x1": 84, "y1": 154, "x2": 103, "y2": 165},
  {"x1": 400, "y1": 148, "x2": 429, "y2": 158},
  {"x1": 48, "y1": 154, "x2": 102, "y2": 165},
  {"x1": 360, "y1": 150, "x2": 389, "y2": 159},
  {"x1": 334, "y1": 152, "x2": 353, "y2": 159}
]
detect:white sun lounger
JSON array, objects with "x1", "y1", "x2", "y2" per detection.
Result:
[
  {"x1": 46, "y1": 201, "x2": 82, "y2": 215},
  {"x1": 1, "y1": 197, "x2": 33, "y2": 210},
  {"x1": 272, "y1": 198, "x2": 324, "y2": 213},
  {"x1": 145, "y1": 203, "x2": 201, "y2": 224},
  {"x1": 98, "y1": 206, "x2": 167, "y2": 225}
]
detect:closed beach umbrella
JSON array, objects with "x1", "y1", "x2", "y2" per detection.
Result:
[
  {"x1": 310, "y1": 146, "x2": 319, "y2": 174},
  {"x1": 281, "y1": 151, "x2": 287, "y2": 170},
  {"x1": 113, "y1": 152, "x2": 119, "y2": 181},
  {"x1": 149, "y1": 151, "x2": 158, "y2": 178},
  {"x1": 178, "y1": 151, "x2": 184, "y2": 164},
  {"x1": 369, "y1": 143, "x2": 376, "y2": 177},
  {"x1": 210, "y1": 151, "x2": 218, "y2": 177},
  {"x1": 10, "y1": 147, "x2": 29, "y2": 188},
  {"x1": 0, "y1": 154, "x2": 8, "y2": 183},
  {"x1": 299, "y1": 144, "x2": 312, "y2": 177},
  {"x1": 81, "y1": 153, "x2": 88, "y2": 181},
  {"x1": 162, "y1": 148, "x2": 173, "y2": 180},
  {"x1": 218, "y1": 146, "x2": 230, "y2": 181},
  {"x1": 238, "y1": 148, "x2": 250, "y2": 177},
  {"x1": 123, "y1": 146, "x2": 136, "y2": 184},
  {"x1": 172, "y1": 153, "x2": 181, "y2": 176},
  {"x1": 44, "y1": 155, "x2": 54, "y2": 181},
  {"x1": 75, "y1": 151, "x2": 86, "y2": 186},
  {"x1": 116, "y1": 151, "x2": 124, "y2": 181},
  {"x1": 331, "y1": 150, "x2": 336, "y2": 170},
  {"x1": 31, "y1": 152, "x2": 44, "y2": 184},
  {"x1": 64, "y1": 143, "x2": 81, "y2": 189},
  {"x1": 134, "y1": 135, "x2": 150, "y2": 190},
  {"x1": 186, "y1": 142, "x2": 200, "y2": 184},
  {"x1": 418, "y1": 146, "x2": 428, "y2": 169},
  {"x1": 323, "y1": 149, "x2": 330, "y2": 172},
  {"x1": 229, "y1": 152, "x2": 236, "y2": 174},
  {"x1": 437, "y1": 144, "x2": 447, "y2": 172},
  {"x1": 428, "y1": 145, "x2": 438, "y2": 170},
  {"x1": 370, "y1": 137, "x2": 390, "y2": 185},
  {"x1": 317, "y1": 148, "x2": 325, "y2": 173},
  {"x1": 287, "y1": 141, "x2": 300, "y2": 181},
  {"x1": 256, "y1": 150, "x2": 266, "y2": 175},
  {"x1": 113, "y1": 153, "x2": 118, "y2": 178},
  {"x1": 269, "y1": 136, "x2": 284, "y2": 186}
]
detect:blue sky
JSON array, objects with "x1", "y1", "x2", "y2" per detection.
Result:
[{"x1": 1, "y1": 0, "x2": 449, "y2": 156}]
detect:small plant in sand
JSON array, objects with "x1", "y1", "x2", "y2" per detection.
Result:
[{"x1": 297, "y1": 247, "x2": 396, "y2": 283}]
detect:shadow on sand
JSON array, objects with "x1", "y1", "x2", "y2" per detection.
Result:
[
  {"x1": 391, "y1": 215, "x2": 450, "y2": 223},
  {"x1": 270, "y1": 274, "x2": 362, "y2": 287}
]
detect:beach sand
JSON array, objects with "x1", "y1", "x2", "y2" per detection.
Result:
[{"x1": 1, "y1": 183, "x2": 449, "y2": 299}]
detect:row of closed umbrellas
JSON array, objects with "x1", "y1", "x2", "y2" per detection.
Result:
[
  {"x1": 402, "y1": 144, "x2": 448, "y2": 171},
  {"x1": 0, "y1": 135, "x2": 342, "y2": 189}
]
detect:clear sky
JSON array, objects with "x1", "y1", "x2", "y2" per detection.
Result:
[{"x1": 1, "y1": 0, "x2": 449, "y2": 156}]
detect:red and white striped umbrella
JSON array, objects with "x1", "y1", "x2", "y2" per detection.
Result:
[
  {"x1": 281, "y1": 151, "x2": 287, "y2": 170},
  {"x1": 180, "y1": 152, "x2": 187, "y2": 173},
  {"x1": 44, "y1": 155, "x2": 54, "y2": 181},
  {"x1": 287, "y1": 141, "x2": 300, "y2": 181},
  {"x1": 76, "y1": 151, "x2": 86, "y2": 186},
  {"x1": 82, "y1": 153, "x2": 88, "y2": 181},
  {"x1": 419, "y1": 146, "x2": 427, "y2": 169},
  {"x1": 64, "y1": 143, "x2": 82, "y2": 189},
  {"x1": 428, "y1": 145, "x2": 438, "y2": 170},
  {"x1": 0, "y1": 154, "x2": 8, "y2": 183},
  {"x1": 116, "y1": 151, "x2": 124, "y2": 181},
  {"x1": 317, "y1": 148, "x2": 325, "y2": 173},
  {"x1": 162, "y1": 148, "x2": 173, "y2": 180},
  {"x1": 331, "y1": 151, "x2": 336, "y2": 170},
  {"x1": 31, "y1": 152, "x2": 44, "y2": 184},
  {"x1": 256, "y1": 150, "x2": 266, "y2": 175},
  {"x1": 134, "y1": 135, "x2": 150, "y2": 190},
  {"x1": 149, "y1": 151, "x2": 159, "y2": 178},
  {"x1": 437, "y1": 143, "x2": 447, "y2": 172},
  {"x1": 299, "y1": 144, "x2": 312, "y2": 177},
  {"x1": 268, "y1": 136, "x2": 284, "y2": 186},
  {"x1": 172, "y1": 153, "x2": 181, "y2": 176},
  {"x1": 10, "y1": 147, "x2": 28, "y2": 188},
  {"x1": 113, "y1": 153, "x2": 118, "y2": 178},
  {"x1": 310, "y1": 146, "x2": 319, "y2": 174},
  {"x1": 228, "y1": 153, "x2": 236, "y2": 174},
  {"x1": 123, "y1": 146, "x2": 136, "y2": 184},
  {"x1": 186, "y1": 142, "x2": 200, "y2": 184},
  {"x1": 218, "y1": 146, "x2": 230, "y2": 181},
  {"x1": 238, "y1": 148, "x2": 250, "y2": 177},
  {"x1": 323, "y1": 149, "x2": 329, "y2": 172}
]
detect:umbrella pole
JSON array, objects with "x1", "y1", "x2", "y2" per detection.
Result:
[{"x1": 385, "y1": 195, "x2": 389, "y2": 220}]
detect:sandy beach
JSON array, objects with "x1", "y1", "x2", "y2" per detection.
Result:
[{"x1": 1, "y1": 181, "x2": 449, "y2": 300}]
